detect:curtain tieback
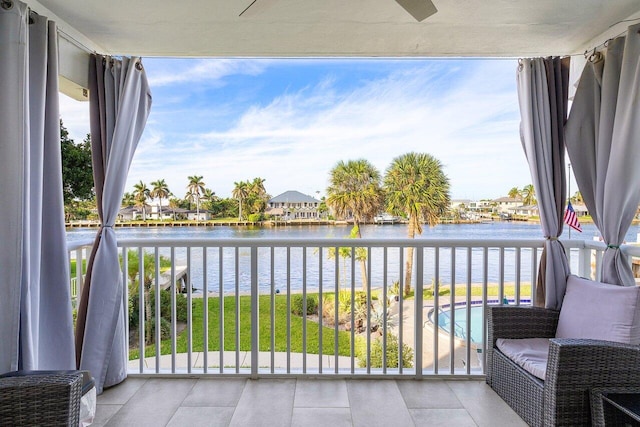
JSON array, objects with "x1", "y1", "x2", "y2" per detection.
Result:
[
  {"x1": 545, "y1": 236, "x2": 558, "y2": 241},
  {"x1": 98, "y1": 224, "x2": 114, "y2": 234},
  {"x1": 607, "y1": 244, "x2": 620, "y2": 249}
]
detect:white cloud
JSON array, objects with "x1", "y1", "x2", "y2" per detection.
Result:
[
  {"x1": 61, "y1": 59, "x2": 530, "y2": 202},
  {"x1": 146, "y1": 58, "x2": 270, "y2": 86}
]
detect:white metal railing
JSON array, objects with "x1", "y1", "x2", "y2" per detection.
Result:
[
  {"x1": 67, "y1": 240, "x2": 93, "y2": 306},
  {"x1": 66, "y1": 237, "x2": 640, "y2": 378}
]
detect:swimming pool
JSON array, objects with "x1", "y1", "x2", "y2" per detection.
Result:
[{"x1": 433, "y1": 305, "x2": 484, "y2": 344}]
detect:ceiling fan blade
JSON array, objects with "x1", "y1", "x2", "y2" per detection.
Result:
[
  {"x1": 239, "y1": 0, "x2": 279, "y2": 17},
  {"x1": 394, "y1": 0, "x2": 437, "y2": 22}
]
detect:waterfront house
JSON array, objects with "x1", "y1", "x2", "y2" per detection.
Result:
[
  {"x1": 493, "y1": 196, "x2": 524, "y2": 215},
  {"x1": 450, "y1": 199, "x2": 472, "y2": 209},
  {"x1": 147, "y1": 204, "x2": 186, "y2": 221},
  {"x1": 572, "y1": 203, "x2": 589, "y2": 217},
  {"x1": 118, "y1": 205, "x2": 153, "y2": 221},
  {"x1": 514, "y1": 204, "x2": 539, "y2": 217},
  {"x1": 267, "y1": 190, "x2": 321, "y2": 220},
  {"x1": 3, "y1": 1, "x2": 640, "y2": 425},
  {"x1": 185, "y1": 210, "x2": 212, "y2": 221}
]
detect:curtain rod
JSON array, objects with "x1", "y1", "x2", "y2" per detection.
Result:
[
  {"x1": 57, "y1": 28, "x2": 96, "y2": 55},
  {"x1": 581, "y1": 17, "x2": 640, "y2": 59}
]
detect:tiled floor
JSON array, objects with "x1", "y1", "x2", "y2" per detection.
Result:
[{"x1": 94, "y1": 377, "x2": 527, "y2": 426}]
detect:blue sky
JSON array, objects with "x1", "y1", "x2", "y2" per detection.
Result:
[{"x1": 60, "y1": 58, "x2": 536, "y2": 201}]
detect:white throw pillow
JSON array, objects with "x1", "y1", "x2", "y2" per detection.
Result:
[{"x1": 555, "y1": 275, "x2": 640, "y2": 345}]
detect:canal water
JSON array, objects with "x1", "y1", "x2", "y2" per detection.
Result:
[{"x1": 67, "y1": 222, "x2": 639, "y2": 294}]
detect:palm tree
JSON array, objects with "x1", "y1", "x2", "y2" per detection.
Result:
[
  {"x1": 250, "y1": 177, "x2": 266, "y2": 198},
  {"x1": 571, "y1": 191, "x2": 583, "y2": 204},
  {"x1": 521, "y1": 184, "x2": 536, "y2": 206},
  {"x1": 201, "y1": 188, "x2": 216, "y2": 211},
  {"x1": 326, "y1": 159, "x2": 384, "y2": 291},
  {"x1": 508, "y1": 187, "x2": 521, "y2": 199},
  {"x1": 133, "y1": 180, "x2": 150, "y2": 220},
  {"x1": 384, "y1": 152, "x2": 450, "y2": 296},
  {"x1": 122, "y1": 192, "x2": 135, "y2": 207},
  {"x1": 232, "y1": 181, "x2": 250, "y2": 220},
  {"x1": 248, "y1": 177, "x2": 268, "y2": 215},
  {"x1": 150, "y1": 179, "x2": 170, "y2": 221},
  {"x1": 186, "y1": 175, "x2": 206, "y2": 221},
  {"x1": 168, "y1": 197, "x2": 181, "y2": 220}
]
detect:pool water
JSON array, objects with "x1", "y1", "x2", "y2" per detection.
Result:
[{"x1": 436, "y1": 306, "x2": 484, "y2": 344}]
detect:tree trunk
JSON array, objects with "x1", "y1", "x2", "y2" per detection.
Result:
[
  {"x1": 404, "y1": 219, "x2": 417, "y2": 296},
  {"x1": 144, "y1": 279, "x2": 152, "y2": 345},
  {"x1": 354, "y1": 221, "x2": 369, "y2": 293},
  {"x1": 360, "y1": 258, "x2": 368, "y2": 293}
]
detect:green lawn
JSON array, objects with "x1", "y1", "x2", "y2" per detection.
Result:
[
  {"x1": 69, "y1": 259, "x2": 87, "y2": 277},
  {"x1": 129, "y1": 284, "x2": 531, "y2": 360},
  {"x1": 131, "y1": 293, "x2": 354, "y2": 359}
]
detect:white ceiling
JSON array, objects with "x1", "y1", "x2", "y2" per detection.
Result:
[{"x1": 31, "y1": 0, "x2": 640, "y2": 58}]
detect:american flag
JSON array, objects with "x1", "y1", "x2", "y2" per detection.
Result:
[{"x1": 564, "y1": 201, "x2": 582, "y2": 232}]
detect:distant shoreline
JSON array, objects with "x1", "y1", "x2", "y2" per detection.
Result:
[
  {"x1": 66, "y1": 216, "x2": 638, "y2": 229},
  {"x1": 65, "y1": 218, "x2": 550, "y2": 228}
]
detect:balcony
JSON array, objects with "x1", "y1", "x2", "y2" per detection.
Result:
[
  {"x1": 66, "y1": 237, "x2": 640, "y2": 424},
  {"x1": 68, "y1": 237, "x2": 638, "y2": 377}
]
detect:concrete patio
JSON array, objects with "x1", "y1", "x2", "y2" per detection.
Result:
[{"x1": 94, "y1": 377, "x2": 527, "y2": 426}]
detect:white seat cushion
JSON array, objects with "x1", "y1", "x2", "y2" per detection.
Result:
[
  {"x1": 496, "y1": 338, "x2": 550, "y2": 380},
  {"x1": 555, "y1": 275, "x2": 640, "y2": 345}
]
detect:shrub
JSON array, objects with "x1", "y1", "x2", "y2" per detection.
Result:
[
  {"x1": 370, "y1": 304, "x2": 396, "y2": 331},
  {"x1": 247, "y1": 213, "x2": 263, "y2": 222},
  {"x1": 389, "y1": 280, "x2": 400, "y2": 296},
  {"x1": 338, "y1": 290, "x2": 367, "y2": 315},
  {"x1": 129, "y1": 289, "x2": 189, "y2": 329},
  {"x1": 150, "y1": 317, "x2": 172, "y2": 340},
  {"x1": 291, "y1": 294, "x2": 318, "y2": 316},
  {"x1": 357, "y1": 333, "x2": 413, "y2": 368}
]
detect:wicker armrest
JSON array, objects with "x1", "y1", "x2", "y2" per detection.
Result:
[
  {"x1": 542, "y1": 339, "x2": 640, "y2": 426},
  {"x1": 487, "y1": 306, "x2": 559, "y2": 348},
  {"x1": 547, "y1": 338, "x2": 640, "y2": 386}
]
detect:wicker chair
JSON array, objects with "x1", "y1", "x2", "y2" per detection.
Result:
[
  {"x1": 486, "y1": 306, "x2": 640, "y2": 426},
  {"x1": 0, "y1": 370, "x2": 84, "y2": 426}
]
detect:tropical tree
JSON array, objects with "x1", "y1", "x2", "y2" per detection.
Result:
[
  {"x1": 248, "y1": 177, "x2": 268, "y2": 214},
  {"x1": 508, "y1": 187, "x2": 521, "y2": 199},
  {"x1": 133, "y1": 180, "x2": 150, "y2": 220},
  {"x1": 570, "y1": 191, "x2": 583, "y2": 204},
  {"x1": 232, "y1": 181, "x2": 250, "y2": 220},
  {"x1": 318, "y1": 196, "x2": 329, "y2": 218},
  {"x1": 326, "y1": 159, "x2": 384, "y2": 291},
  {"x1": 60, "y1": 120, "x2": 94, "y2": 204},
  {"x1": 150, "y1": 179, "x2": 170, "y2": 221},
  {"x1": 521, "y1": 184, "x2": 536, "y2": 206},
  {"x1": 168, "y1": 197, "x2": 185, "y2": 220},
  {"x1": 201, "y1": 188, "x2": 216, "y2": 210},
  {"x1": 327, "y1": 159, "x2": 384, "y2": 232},
  {"x1": 186, "y1": 175, "x2": 206, "y2": 220},
  {"x1": 384, "y1": 152, "x2": 450, "y2": 296},
  {"x1": 210, "y1": 197, "x2": 238, "y2": 218},
  {"x1": 124, "y1": 250, "x2": 171, "y2": 345},
  {"x1": 122, "y1": 192, "x2": 135, "y2": 207}
]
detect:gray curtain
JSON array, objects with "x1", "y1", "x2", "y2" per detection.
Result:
[
  {"x1": 518, "y1": 57, "x2": 571, "y2": 310},
  {"x1": 565, "y1": 24, "x2": 640, "y2": 286},
  {"x1": 75, "y1": 55, "x2": 152, "y2": 393},
  {"x1": 0, "y1": 0, "x2": 75, "y2": 373}
]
